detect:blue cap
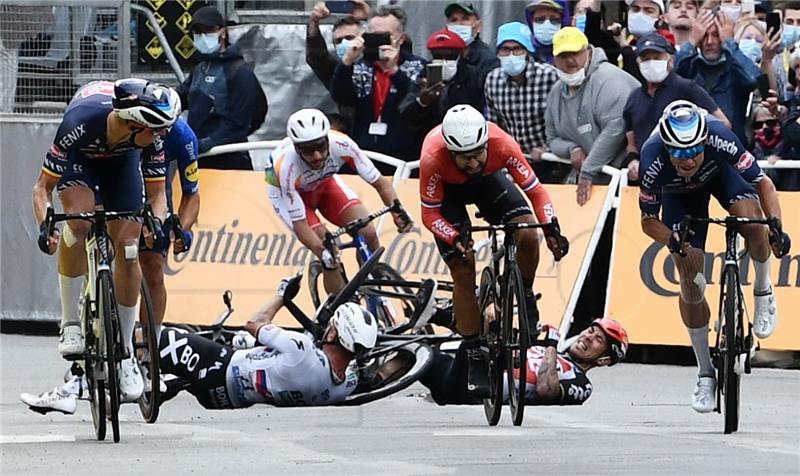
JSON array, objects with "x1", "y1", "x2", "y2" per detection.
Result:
[{"x1": 496, "y1": 22, "x2": 535, "y2": 54}]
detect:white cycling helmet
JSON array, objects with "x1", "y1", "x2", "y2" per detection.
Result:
[
  {"x1": 329, "y1": 302, "x2": 378, "y2": 353},
  {"x1": 286, "y1": 108, "x2": 330, "y2": 144},
  {"x1": 441, "y1": 104, "x2": 489, "y2": 152},
  {"x1": 658, "y1": 100, "x2": 708, "y2": 152},
  {"x1": 113, "y1": 79, "x2": 181, "y2": 129}
]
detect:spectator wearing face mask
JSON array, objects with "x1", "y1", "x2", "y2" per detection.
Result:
[
  {"x1": 623, "y1": 33, "x2": 729, "y2": 182},
  {"x1": 484, "y1": 22, "x2": 564, "y2": 183},
  {"x1": 734, "y1": 17, "x2": 783, "y2": 99},
  {"x1": 444, "y1": 2, "x2": 499, "y2": 82},
  {"x1": 398, "y1": 29, "x2": 485, "y2": 136},
  {"x1": 771, "y1": 51, "x2": 800, "y2": 190},
  {"x1": 329, "y1": 5, "x2": 426, "y2": 173},
  {"x1": 612, "y1": 0, "x2": 669, "y2": 85},
  {"x1": 526, "y1": 0, "x2": 571, "y2": 65},
  {"x1": 674, "y1": 7, "x2": 761, "y2": 143},
  {"x1": 663, "y1": 0, "x2": 700, "y2": 48},
  {"x1": 177, "y1": 6, "x2": 267, "y2": 170},
  {"x1": 545, "y1": 27, "x2": 639, "y2": 205},
  {"x1": 574, "y1": 0, "x2": 623, "y2": 64}
]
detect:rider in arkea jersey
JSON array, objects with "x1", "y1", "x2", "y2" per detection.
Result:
[
  {"x1": 266, "y1": 108, "x2": 413, "y2": 296},
  {"x1": 26, "y1": 79, "x2": 180, "y2": 412},
  {"x1": 418, "y1": 104, "x2": 570, "y2": 397},
  {"x1": 420, "y1": 318, "x2": 628, "y2": 406},
  {"x1": 638, "y1": 100, "x2": 790, "y2": 414}
]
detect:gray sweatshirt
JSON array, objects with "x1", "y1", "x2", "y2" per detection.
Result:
[{"x1": 545, "y1": 47, "x2": 639, "y2": 182}]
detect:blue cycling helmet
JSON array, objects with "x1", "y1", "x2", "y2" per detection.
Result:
[
  {"x1": 658, "y1": 100, "x2": 708, "y2": 154},
  {"x1": 113, "y1": 79, "x2": 181, "y2": 129}
]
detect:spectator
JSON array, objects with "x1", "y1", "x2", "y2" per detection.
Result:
[
  {"x1": 398, "y1": 29, "x2": 485, "y2": 135},
  {"x1": 614, "y1": 0, "x2": 667, "y2": 85},
  {"x1": 545, "y1": 27, "x2": 639, "y2": 205},
  {"x1": 444, "y1": 2, "x2": 499, "y2": 81},
  {"x1": 484, "y1": 21, "x2": 564, "y2": 182},
  {"x1": 577, "y1": 0, "x2": 623, "y2": 64},
  {"x1": 674, "y1": 8, "x2": 760, "y2": 143},
  {"x1": 623, "y1": 33, "x2": 729, "y2": 182},
  {"x1": 306, "y1": 1, "x2": 370, "y2": 132},
  {"x1": 329, "y1": 5, "x2": 426, "y2": 174},
  {"x1": 773, "y1": 54, "x2": 800, "y2": 190},
  {"x1": 526, "y1": 0, "x2": 571, "y2": 65},
  {"x1": 663, "y1": 0, "x2": 700, "y2": 48},
  {"x1": 734, "y1": 16, "x2": 783, "y2": 98},
  {"x1": 178, "y1": 6, "x2": 267, "y2": 170}
]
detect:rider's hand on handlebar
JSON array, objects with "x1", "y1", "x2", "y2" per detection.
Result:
[
  {"x1": 321, "y1": 248, "x2": 340, "y2": 270},
  {"x1": 37, "y1": 221, "x2": 60, "y2": 255},
  {"x1": 454, "y1": 236, "x2": 475, "y2": 261},
  {"x1": 768, "y1": 219, "x2": 791, "y2": 258},
  {"x1": 392, "y1": 211, "x2": 413, "y2": 233},
  {"x1": 668, "y1": 230, "x2": 692, "y2": 256},
  {"x1": 545, "y1": 230, "x2": 569, "y2": 261},
  {"x1": 164, "y1": 215, "x2": 193, "y2": 254},
  {"x1": 142, "y1": 216, "x2": 168, "y2": 252},
  {"x1": 540, "y1": 324, "x2": 561, "y2": 348}
]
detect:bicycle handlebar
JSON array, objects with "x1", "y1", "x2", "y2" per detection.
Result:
[
  {"x1": 677, "y1": 215, "x2": 783, "y2": 251},
  {"x1": 45, "y1": 204, "x2": 155, "y2": 238},
  {"x1": 323, "y1": 200, "x2": 407, "y2": 256}
]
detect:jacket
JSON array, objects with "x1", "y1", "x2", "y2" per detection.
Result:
[{"x1": 545, "y1": 47, "x2": 640, "y2": 182}]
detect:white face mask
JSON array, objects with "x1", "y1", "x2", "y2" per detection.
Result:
[
  {"x1": 627, "y1": 12, "x2": 656, "y2": 37},
  {"x1": 441, "y1": 59, "x2": 459, "y2": 80},
  {"x1": 720, "y1": 5, "x2": 741, "y2": 22},
  {"x1": 557, "y1": 67, "x2": 586, "y2": 86},
  {"x1": 638, "y1": 59, "x2": 670, "y2": 83}
]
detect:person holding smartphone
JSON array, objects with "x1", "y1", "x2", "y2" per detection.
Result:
[
  {"x1": 398, "y1": 29, "x2": 485, "y2": 137},
  {"x1": 329, "y1": 5, "x2": 427, "y2": 174}
]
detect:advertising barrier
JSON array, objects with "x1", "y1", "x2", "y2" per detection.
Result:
[
  {"x1": 607, "y1": 187, "x2": 800, "y2": 351},
  {"x1": 163, "y1": 170, "x2": 610, "y2": 329}
]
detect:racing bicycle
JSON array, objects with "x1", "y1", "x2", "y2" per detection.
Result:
[
  {"x1": 468, "y1": 217, "x2": 567, "y2": 426},
  {"x1": 677, "y1": 214, "x2": 785, "y2": 434}
]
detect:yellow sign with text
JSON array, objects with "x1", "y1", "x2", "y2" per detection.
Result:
[
  {"x1": 164, "y1": 171, "x2": 610, "y2": 329},
  {"x1": 608, "y1": 187, "x2": 800, "y2": 350}
]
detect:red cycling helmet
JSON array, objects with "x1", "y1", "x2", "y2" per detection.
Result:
[{"x1": 591, "y1": 317, "x2": 628, "y2": 366}]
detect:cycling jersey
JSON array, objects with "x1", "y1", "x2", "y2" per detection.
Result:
[
  {"x1": 512, "y1": 346, "x2": 592, "y2": 405},
  {"x1": 159, "y1": 327, "x2": 358, "y2": 409},
  {"x1": 143, "y1": 117, "x2": 199, "y2": 196},
  {"x1": 419, "y1": 122, "x2": 556, "y2": 245},
  {"x1": 638, "y1": 119, "x2": 764, "y2": 249},
  {"x1": 265, "y1": 131, "x2": 380, "y2": 224}
]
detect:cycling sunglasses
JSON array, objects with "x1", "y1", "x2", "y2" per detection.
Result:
[
  {"x1": 295, "y1": 137, "x2": 329, "y2": 155},
  {"x1": 666, "y1": 144, "x2": 704, "y2": 159}
]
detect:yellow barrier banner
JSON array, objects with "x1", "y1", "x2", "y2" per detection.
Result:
[
  {"x1": 608, "y1": 187, "x2": 800, "y2": 351},
  {"x1": 164, "y1": 170, "x2": 609, "y2": 329}
]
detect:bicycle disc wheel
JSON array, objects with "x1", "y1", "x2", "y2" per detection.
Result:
[
  {"x1": 98, "y1": 270, "x2": 121, "y2": 443},
  {"x1": 83, "y1": 293, "x2": 106, "y2": 441},
  {"x1": 479, "y1": 267, "x2": 503, "y2": 426},
  {"x1": 504, "y1": 266, "x2": 529, "y2": 426},
  {"x1": 308, "y1": 259, "x2": 325, "y2": 310},
  {"x1": 137, "y1": 278, "x2": 160, "y2": 424},
  {"x1": 721, "y1": 265, "x2": 741, "y2": 434}
]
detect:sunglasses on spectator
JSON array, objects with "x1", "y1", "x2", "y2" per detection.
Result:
[
  {"x1": 497, "y1": 45, "x2": 528, "y2": 56},
  {"x1": 295, "y1": 138, "x2": 329, "y2": 155},
  {"x1": 333, "y1": 34, "x2": 358, "y2": 45},
  {"x1": 753, "y1": 119, "x2": 779, "y2": 128}
]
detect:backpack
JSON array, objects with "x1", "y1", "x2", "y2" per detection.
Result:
[{"x1": 224, "y1": 58, "x2": 268, "y2": 135}]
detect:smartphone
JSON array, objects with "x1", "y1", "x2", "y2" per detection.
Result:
[
  {"x1": 766, "y1": 12, "x2": 781, "y2": 37},
  {"x1": 363, "y1": 32, "x2": 391, "y2": 62},
  {"x1": 426, "y1": 63, "x2": 444, "y2": 85},
  {"x1": 757, "y1": 74, "x2": 772, "y2": 98},
  {"x1": 325, "y1": 1, "x2": 354, "y2": 15}
]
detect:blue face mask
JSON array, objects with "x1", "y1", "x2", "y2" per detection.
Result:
[
  {"x1": 193, "y1": 32, "x2": 221, "y2": 55},
  {"x1": 738, "y1": 38, "x2": 762, "y2": 64},
  {"x1": 336, "y1": 39, "x2": 352, "y2": 60},
  {"x1": 500, "y1": 55, "x2": 528, "y2": 77},
  {"x1": 782, "y1": 25, "x2": 798, "y2": 49},
  {"x1": 575, "y1": 14, "x2": 587, "y2": 33},
  {"x1": 534, "y1": 21, "x2": 560, "y2": 46},
  {"x1": 447, "y1": 24, "x2": 474, "y2": 46}
]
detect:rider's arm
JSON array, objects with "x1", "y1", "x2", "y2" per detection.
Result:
[
  {"x1": 419, "y1": 156, "x2": 460, "y2": 244},
  {"x1": 501, "y1": 137, "x2": 557, "y2": 224},
  {"x1": 244, "y1": 295, "x2": 282, "y2": 337},
  {"x1": 145, "y1": 180, "x2": 168, "y2": 221},
  {"x1": 178, "y1": 190, "x2": 200, "y2": 231},
  {"x1": 292, "y1": 219, "x2": 327, "y2": 257},
  {"x1": 754, "y1": 175, "x2": 782, "y2": 222},
  {"x1": 534, "y1": 347, "x2": 563, "y2": 401},
  {"x1": 174, "y1": 124, "x2": 201, "y2": 230},
  {"x1": 32, "y1": 172, "x2": 59, "y2": 225}
]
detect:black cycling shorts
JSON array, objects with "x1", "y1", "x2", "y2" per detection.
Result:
[
  {"x1": 435, "y1": 171, "x2": 532, "y2": 261},
  {"x1": 158, "y1": 328, "x2": 236, "y2": 409},
  {"x1": 57, "y1": 150, "x2": 145, "y2": 213}
]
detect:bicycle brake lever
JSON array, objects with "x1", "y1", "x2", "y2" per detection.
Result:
[{"x1": 223, "y1": 290, "x2": 233, "y2": 310}]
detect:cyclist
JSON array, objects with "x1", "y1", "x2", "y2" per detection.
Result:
[
  {"x1": 266, "y1": 108, "x2": 413, "y2": 295},
  {"x1": 29, "y1": 79, "x2": 181, "y2": 407},
  {"x1": 418, "y1": 104, "x2": 569, "y2": 397},
  {"x1": 140, "y1": 116, "x2": 201, "y2": 329},
  {"x1": 638, "y1": 100, "x2": 790, "y2": 413},
  {"x1": 420, "y1": 317, "x2": 628, "y2": 406}
]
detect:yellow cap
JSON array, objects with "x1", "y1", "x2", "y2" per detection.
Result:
[{"x1": 553, "y1": 27, "x2": 589, "y2": 56}]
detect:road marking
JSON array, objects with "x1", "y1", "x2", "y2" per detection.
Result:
[{"x1": 0, "y1": 435, "x2": 76, "y2": 444}]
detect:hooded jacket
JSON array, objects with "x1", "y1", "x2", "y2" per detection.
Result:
[{"x1": 544, "y1": 47, "x2": 639, "y2": 182}]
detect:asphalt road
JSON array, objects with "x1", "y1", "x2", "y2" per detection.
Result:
[{"x1": 2, "y1": 334, "x2": 799, "y2": 475}]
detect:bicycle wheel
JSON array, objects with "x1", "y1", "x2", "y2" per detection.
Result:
[
  {"x1": 136, "y1": 278, "x2": 160, "y2": 424},
  {"x1": 479, "y1": 267, "x2": 503, "y2": 426},
  {"x1": 720, "y1": 265, "x2": 741, "y2": 434},
  {"x1": 308, "y1": 258, "x2": 325, "y2": 310},
  {"x1": 363, "y1": 263, "x2": 416, "y2": 329},
  {"x1": 98, "y1": 270, "x2": 121, "y2": 443},
  {"x1": 83, "y1": 290, "x2": 106, "y2": 441},
  {"x1": 339, "y1": 341, "x2": 433, "y2": 406},
  {"x1": 504, "y1": 266, "x2": 529, "y2": 426}
]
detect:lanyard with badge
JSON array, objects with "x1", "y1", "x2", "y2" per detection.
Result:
[{"x1": 370, "y1": 68, "x2": 392, "y2": 136}]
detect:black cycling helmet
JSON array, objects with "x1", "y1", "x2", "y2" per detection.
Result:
[{"x1": 112, "y1": 78, "x2": 181, "y2": 129}]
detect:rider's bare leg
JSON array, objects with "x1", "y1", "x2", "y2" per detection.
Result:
[
  {"x1": 447, "y1": 254, "x2": 480, "y2": 337},
  {"x1": 337, "y1": 202, "x2": 381, "y2": 252},
  {"x1": 109, "y1": 219, "x2": 143, "y2": 354},
  {"x1": 673, "y1": 247, "x2": 714, "y2": 377},
  {"x1": 509, "y1": 214, "x2": 540, "y2": 287},
  {"x1": 729, "y1": 198, "x2": 771, "y2": 291},
  {"x1": 140, "y1": 251, "x2": 166, "y2": 326},
  {"x1": 57, "y1": 186, "x2": 94, "y2": 330}
]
